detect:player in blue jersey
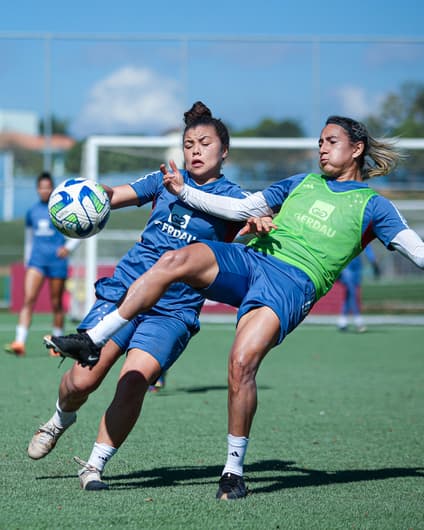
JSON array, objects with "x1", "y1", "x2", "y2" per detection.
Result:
[
  {"x1": 28, "y1": 102, "x2": 249, "y2": 490},
  {"x1": 337, "y1": 245, "x2": 380, "y2": 332},
  {"x1": 50, "y1": 115, "x2": 424, "y2": 499},
  {"x1": 4, "y1": 172, "x2": 78, "y2": 357}
]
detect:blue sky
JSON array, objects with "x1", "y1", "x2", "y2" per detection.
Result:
[
  {"x1": 3, "y1": 0, "x2": 424, "y2": 37},
  {"x1": 1, "y1": 0, "x2": 424, "y2": 138}
]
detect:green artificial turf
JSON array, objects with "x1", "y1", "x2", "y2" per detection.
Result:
[{"x1": 0, "y1": 314, "x2": 422, "y2": 529}]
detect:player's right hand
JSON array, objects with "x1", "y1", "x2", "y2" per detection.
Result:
[
  {"x1": 239, "y1": 216, "x2": 277, "y2": 237},
  {"x1": 161, "y1": 159, "x2": 184, "y2": 196}
]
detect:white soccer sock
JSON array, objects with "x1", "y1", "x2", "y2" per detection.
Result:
[
  {"x1": 222, "y1": 434, "x2": 249, "y2": 477},
  {"x1": 52, "y1": 400, "x2": 77, "y2": 429},
  {"x1": 354, "y1": 315, "x2": 364, "y2": 327},
  {"x1": 87, "y1": 442, "x2": 117, "y2": 473},
  {"x1": 15, "y1": 325, "x2": 28, "y2": 344},
  {"x1": 52, "y1": 327, "x2": 64, "y2": 337},
  {"x1": 338, "y1": 315, "x2": 348, "y2": 328},
  {"x1": 87, "y1": 310, "x2": 129, "y2": 347}
]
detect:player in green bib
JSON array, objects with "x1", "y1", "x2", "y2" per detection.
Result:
[
  {"x1": 48, "y1": 116, "x2": 424, "y2": 500},
  {"x1": 250, "y1": 172, "x2": 377, "y2": 299}
]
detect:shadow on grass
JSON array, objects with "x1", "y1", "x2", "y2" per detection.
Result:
[
  {"x1": 159, "y1": 385, "x2": 228, "y2": 395},
  {"x1": 147, "y1": 384, "x2": 271, "y2": 395},
  {"x1": 35, "y1": 459, "x2": 424, "y2": 493},
  {"x1": 246, "y1": 460, "x2": 424, "y2": 494}
]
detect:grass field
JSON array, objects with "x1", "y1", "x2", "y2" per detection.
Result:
[{"x1": 0, "y1": 314, "x2": 423, "y2": 529}]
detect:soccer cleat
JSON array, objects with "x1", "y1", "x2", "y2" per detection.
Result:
[
  {"x1": 27, "y1": 417, "x2": 76, "y2": 460},
  {"x1": 44, "y1": 333, "x2": 101, "y2": 367},
  {"x1": 216, "y1": 472, "x2": 248, "y2": 500},
  {"x1": 74, "y1": 456, "x2": 109, "y2": 491},
  {"x1": 148, "y1": 373, "x2": 166, "y2": 393},
  {"x1": 4, "y1": 341, "x2": 26, "y2": 356},
  {"x1": 356, "y1": 325, "x2": 367, "y2": 333}
]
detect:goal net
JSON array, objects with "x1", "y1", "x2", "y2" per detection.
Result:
[{"x1": 67, "y1": 135, "x2": 424, "y2": 321}]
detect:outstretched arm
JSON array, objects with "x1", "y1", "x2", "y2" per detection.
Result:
[
  {"x1": 390, "y1": 228, "x2": 424, "y2": 268},
  {"x1": 162, "y1": 160, "x2": 273, "y2": 221}
]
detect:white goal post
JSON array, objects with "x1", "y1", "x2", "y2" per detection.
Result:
[{"x1": 73, "y1": 135, "x2": 424, "y2": 319}]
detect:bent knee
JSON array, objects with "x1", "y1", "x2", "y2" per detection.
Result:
[
  {"x1": 158, "y1": 248, "x2": 192, "y2": 275},
  {"x1": 66, "y1": 370, "x2": 102, "y2": 395},
  {"x1": 228, "y1": 350, "x2": 260, "y2": 383}
]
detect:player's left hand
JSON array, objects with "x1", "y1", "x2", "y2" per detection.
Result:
[
  {"x1": 56, "y1": 246, "x2": 70, "y2": 258},
  {"x1": 239, "y1": 216, "x2": 277, "y2": 236}
]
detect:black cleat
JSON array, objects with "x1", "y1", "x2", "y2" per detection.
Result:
[
  {"x1": 43, "y1": 333, "x2": 101, "y2": 368},
  {"x1": 216, "y1": 472, "x2": 248, "y2": 500}
]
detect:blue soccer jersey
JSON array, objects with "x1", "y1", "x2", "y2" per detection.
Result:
[
  {"x1": 94, "y1": 170, "x2": 246, "y2": 331},
  {"x1": 25, "y1": 200, "x2": 68, "y2": 276}
]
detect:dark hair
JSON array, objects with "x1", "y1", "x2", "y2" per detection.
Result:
[
  {"x1": 326, "y1": 115, "x2": 369, "y2": 148},
  {"x1": 37, "y1": 171, "x2": 54, "y2": 186},
  {"x1": 183, "y1": 101, "x2": 230, "y2": 149},
  {"x1": 325, "y1": 115, "x2": 401, "y2": 179}
]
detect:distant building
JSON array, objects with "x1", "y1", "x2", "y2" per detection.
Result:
[
  {"x1": 0, "y1": 110, "x2": 75, "y2": 220},
  {"x1": 0, "y1": 109, "x2": 38, "y2": 136}
]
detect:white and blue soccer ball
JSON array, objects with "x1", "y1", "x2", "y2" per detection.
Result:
[{"x1": 48, "y1": 178, "x2": 111, "y2": 239}]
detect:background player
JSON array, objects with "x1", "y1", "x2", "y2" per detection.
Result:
[
  {"x1": 337, "y1": 245, "x2": 381, "y2": 332},
  {"x1": 4, "y1": 172, "x2": 78, "y2": 357}
]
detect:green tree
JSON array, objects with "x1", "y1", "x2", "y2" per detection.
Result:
[
  {"x1": 365, "y1": 82, "x2": 424, "y2": 187},
  {"x1": 38, "y1": 115, "x2": 70, "y2": 135},
  {"x1": 229, "y1": 118, "x2": 310, "y2": 189},
  {"x1": 235, "y1": 118, "x2": 304, "y2": 138}
]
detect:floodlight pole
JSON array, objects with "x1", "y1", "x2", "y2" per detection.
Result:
[
  {"x1": 3, "y1": 151, "x2": 14, "y2": 221},
  {"x1": 43, "y1": 35, "x2": 52, "y2": 172}
]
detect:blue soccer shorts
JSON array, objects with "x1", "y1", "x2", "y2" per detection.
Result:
[
  {"x1": 200, "y1": 241, "x2": 316, "y2": 345},
  {"x1": 27, "y1": 258, "x2": 68, "y2": 279},
  {"x1": 78, "y1": 298, "x2": 193, "y2": 371}
]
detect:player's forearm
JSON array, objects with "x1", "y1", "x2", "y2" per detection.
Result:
[
  {"x1": 391, "y1": 228, "x2": 424, "y2": 268},
  {"x1": 64, "y1": 238, "x2": 80, "y2": 253},
  {"x1": 178, "y1": 185, "x2": 273, "y2": 221}
]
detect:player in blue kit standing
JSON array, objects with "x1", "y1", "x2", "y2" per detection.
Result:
[
  {"x1": 4, "y1": 172, "x2": 78, "y2": 357},
  {"x1": 50, "y1": 115, "x2": 424, "y2": 498},
  {"x1": 28, "y1": 101, "x2": 250, "y2": 490},
  {"x1": 337, "y1": 245, "x2": 380, "y2": 332}
]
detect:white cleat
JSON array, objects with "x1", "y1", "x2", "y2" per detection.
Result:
[
  {"x1": 74, "y1": 456, "x2": 109, "y2": 490},
  {"x1": 28, "y1": 417, "x2": 76, "y2": 460}
]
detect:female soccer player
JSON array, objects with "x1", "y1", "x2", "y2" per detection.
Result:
[
  {"x1": 48, "y1": 116, "x2": 424, "y2": 499},
  {"x1": 4, "y1": 172, "x2": 78, "y2": 357},
  {"x1": 28, "y1": 102, "x2": 248, "y2": 490}
]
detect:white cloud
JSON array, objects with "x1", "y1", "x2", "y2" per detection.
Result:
[
  {"x1": 73, "y1": 66, "x2": 183, "y2": 137},
  {"x1": 332, "y1": 85, "x2": 384, "y2": 119}
]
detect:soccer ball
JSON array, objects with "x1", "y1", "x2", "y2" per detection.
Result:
[{"x1": 48, "y1": 178, "x2": 111, "y2": 238}]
